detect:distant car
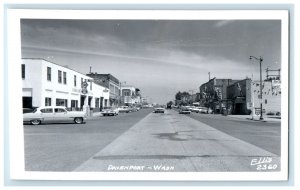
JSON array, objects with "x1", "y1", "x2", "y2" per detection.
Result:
[
  {"x1": 118, "y1": 106, "x2": 131, "y2": 113},
  {"x1": 101, "y1": 107, "x2": 119, "y2": 116},
  {"x1": 198, "y1": 107, "x2": 209, "y2": 114},
  {"x1": 23, "y1": 106, "x2": 86, "y2": 125},
  {"x1": 154, "y1": 107, "x2": 165, "y2": 113},
  {"x1": 179, "y1": 107, "x2": 191, "y2": 114}
]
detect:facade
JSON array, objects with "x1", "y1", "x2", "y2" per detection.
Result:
[
  {"x1": 226, "y1": 79, "x2": 281, "y2": 115},
  {"x1": 121, "y1": 86, "x2": 142, "y2": 106},
  {"x1": 22, "y1": 58, "x2": 110, "y2": 113},
  {"x1": 86, "y1": 73, "x2": 120, "y2": 107},
  {"x1": 199, "y1": 78, "x2": 239, "y2": 113}
]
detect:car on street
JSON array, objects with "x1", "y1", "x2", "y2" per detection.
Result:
[
  {"x1": 179, "y1": 107, "x2": 191, "y2": 114},
  {"x1": 197, "y1": 107, "x2": 209, "y2": 114},
  {"x1": 23, "y1": 106, "x2": 86, "y2": 125},
  {"x1": 101, "y1": 107, "x2": 119, "y2": 116},
  {"x1": 118, "y1": 106, "x2": 131, "y2": 113},
  {"x1": 153, "y1": 107, "x2": 165, "y2": 113}
]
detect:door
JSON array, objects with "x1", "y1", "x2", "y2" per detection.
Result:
[
  {"x1": 40, "y1": 108, "x2": 54, "y2": 123},
  {"x1": 53, "y1": 108, "x2": 70, "y2": 123}
]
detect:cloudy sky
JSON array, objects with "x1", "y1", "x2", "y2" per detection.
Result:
[{"x1": 21, "y1": 19, "x2": 281, "y2": 104}]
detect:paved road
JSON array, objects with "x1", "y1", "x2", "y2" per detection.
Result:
[
  {"x1": 187, "y1": 112, "x2": 281, "y2": 155},
  {"x1": 24, "y1": 109, "x2": 153, "y2": 171},
  {"x1": 75, "y1": 109, "x2": 280, "y2": 172},
  {"x1": 24, "y1": 109, "x2": 281, "y2": 172}
]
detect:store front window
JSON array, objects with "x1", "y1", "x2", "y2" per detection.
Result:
[{"x1": 56, "y1": 98, "x2": 68, "y2": 107}]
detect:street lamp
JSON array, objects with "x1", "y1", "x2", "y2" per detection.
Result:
[{"x1": 249, "y1": 55, "x2": 264, "y2": 120}]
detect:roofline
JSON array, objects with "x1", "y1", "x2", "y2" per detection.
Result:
[{"x1": 22, "y1": 58, "x2": 92, "y2": 79}]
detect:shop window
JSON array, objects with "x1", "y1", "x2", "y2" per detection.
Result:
[
  {"x1": 58, "y1": 70, "x2": 62, "y2": 83},
  {"x1": 56, "y1": 98, "x2": 68, "y2": 107},
  {"x1": 47, "y1": 67, "x2": 51, "y2": 81},
  {"x1": 95, "y1": 98, "x2": 100, "y2": 108},
  {"x1": 71, "y1": 100, "x2": 78, "y2": 108},
  {"x1": 45, "y1": 97, "x2": 51, "y2": 106}
]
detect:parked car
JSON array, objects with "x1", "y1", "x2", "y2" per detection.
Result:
[
  {"x1": 23, "y1": 106, "x2": 86, "y2": 125},
  {"x1": 198, "y1": 107, "x2": 209, "y2": 114},
  {"x1": 118, "y1": 106, "x2": 131, "y2": 113},
  {"x1": 179, "y1": 107, "x2": 191, "y2": 114},
  {"x1": 101, "y1": 107, "x2": 119, "y2": 116},
  {"x1": 153, "y1": 107, "x2": 165, "y2": 113}
]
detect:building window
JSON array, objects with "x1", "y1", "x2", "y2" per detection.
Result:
[
  {"x1": 21, "y1": 64, "x2": 25, "y2": 79},
  {"x1": 81, "y1": 78, "x2": 83, "y2": 88},
  {"x1": 90, "y1": 81, "x2": 92, "y2": 90},
  {"x1": 63, "y1": 72, "x2": 67, "y2": 84},
  {"x1": 47, "y1": 67, "x2": 51, "y2": 81},
  {"x1": 95, "y1": 98, "x2": 100, "y2": 108},
  {"x1": 74, "y1": 75, "x2": 77, "y2": 87},
  {"x1": 56, "y1": 98, "x2": 68, "y2": 107},
  {"x1": 58, "y1": 70, "x2": 62, "y2": 83},
  {"x1": 71, "y1": 100, "x2": 78, "y2": 109},
  {"x1": 45, "y1": 97, "x2": 51, "y2": 106}
]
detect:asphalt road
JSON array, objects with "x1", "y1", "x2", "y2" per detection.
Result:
[
  {"x1": 24, "y1": 108, "x2": 281, "y2": 172},
  {"x1": 23, "y1": 109, "x2": 153, "y2": 171}
]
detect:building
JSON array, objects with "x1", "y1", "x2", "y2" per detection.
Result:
[
  {"x1": 199, "y1": 78, "x2": 239, "y2": 113},
  {"x1": 22, "y1": 58, "x2": 110, "y2": 113},
  {"x1": 86, "y1": 73, "x2": 120, "y2": 107},
  {"x1": 121, "y1": 85, "x2": 142, "y2": 106},
  {"x1": 227, "y1": 78, "x2": 281, "y2": 115}
]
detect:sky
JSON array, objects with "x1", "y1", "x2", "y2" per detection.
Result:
[{"x1": 21, "y1": 19, "x2": 281, "y2": 104}]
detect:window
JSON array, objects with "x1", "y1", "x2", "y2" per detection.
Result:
[
  {"x1": 71, "y1": 100, "x2": 78, "y2": 108},
  {"x1": 40, "y1": 108, "x2": 53, "y2": 113},
  {"x1": 56, "y1": 98, "x2": 68, "y2": 107},
  {"x1": 58, "y1": 70, "x2": 62, "y2": 83},
  {"x1": 55, "y1": 108, "x2": 66, "y2": 113},
  {"x1": 21, "y1": 64, "x2": 25, "y2": 79},
  {"x1": 74, "y1": 75, "x2": 77, "y2": 87},
  {"x1": 45, "y1": 97, "x2": 51, "y2": 106},
  {"x1": 81, "y1": 78, "x2": 83, "y2": 88},
  {"x1": 90, "y1": 81, "x2": 92, "y2": 90},
  {"x1": 95, "y1": 98, "x2": 100, "y2": 108},
  {"x1": 47, "y1": 67, "x2": 51, "y2": 81},
  {"x1": 63, "y1": 72, "x2": 67, "y2": 84}
]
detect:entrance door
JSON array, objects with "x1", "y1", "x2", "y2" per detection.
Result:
[{"x1": 23, "y1": 97, "x2": 32, "y2": 108}]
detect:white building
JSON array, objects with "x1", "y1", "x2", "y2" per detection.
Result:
[
  {"x1": 121, "y1": 85, "x2": 141, "y2": 105},
  {"x1": 22, "y1": 58, "x2": 110, "y2": 112}
]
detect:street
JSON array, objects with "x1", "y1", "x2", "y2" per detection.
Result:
[{"x1": 24, "y1": 108, "x2": 281, "y2": 172}]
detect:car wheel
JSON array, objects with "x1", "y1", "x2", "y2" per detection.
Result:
[
  {"x1": 30, "y1": 119, "x2": 41, "y2": 125},
  {"x1": 74, "y1": 117, "x2": 83, "y2": 124}
]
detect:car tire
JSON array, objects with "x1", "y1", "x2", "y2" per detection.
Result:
[
  {"x1": 74, "y1": 117, "x2": 83, "y2": 124},
  {"x1": 30, "y1": 119, "x2": 41, "y2": 125}
]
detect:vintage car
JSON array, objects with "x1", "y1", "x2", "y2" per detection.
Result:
[
  {"x1": 101, "y1": 107, "x2": 119, "y2": 116},
  {"x1": 197, "y1": 107, "x2": 209, "y2": 114},
  {"x1": 153, "y1": 107, "x2": 165, "y2": 113},
  {"x1": 179, "y1": 107, "x2": 191, "y2": 114},
  {"x1": 23, "y1": 106, "x2": 87, "y2": 125},
  {"x1": 118, "y1": 106, "x2": 131, "y2": 113}
]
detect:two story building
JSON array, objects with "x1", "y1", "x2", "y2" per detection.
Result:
[{"x1": 22, "y1": 58, "x2": 110, "y2": 113}]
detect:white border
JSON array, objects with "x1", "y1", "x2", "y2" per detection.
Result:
[{"x1": 6, "y1": 9, "x2": 289, "y2": 181}]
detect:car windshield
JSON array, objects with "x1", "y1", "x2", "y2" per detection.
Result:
[{"x1": 32, "y1": 108, "x2": 38, "y2": 113}]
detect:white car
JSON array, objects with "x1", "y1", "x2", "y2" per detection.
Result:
[
  {"x1": 118, "y1": 106, "x2": 131, "y2": 113},
  {"x1": 198, "y1": 107, "x2": 209, "y2": 114},
  {"x1": 23, "y1": 106, "x2": 87, "y2": 125},
  {"x1": 101, "y1": 107, "x2": 119, "y2": 116}
]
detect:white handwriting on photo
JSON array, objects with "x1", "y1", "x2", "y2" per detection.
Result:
[{"x1": 250, "y1": 157, "x2": 278, "y2": 171}]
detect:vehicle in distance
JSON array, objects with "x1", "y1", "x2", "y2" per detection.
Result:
[
  {"x1": 23, "y1": 106, "x2": 86, "y2": 125},
  {"x1": 101, "y1": 107, "x2": 119, "y2": 116},
  {"x1": 118, "y1": 106, "x2": 131, "y2": 113},
  {"x1": 153, "y1": 107, "x2": 165, "y2": 113},
  {"x1": 179, "y1": 107, "x2": 191, "y2": 114},
  {"x1": 197, "y1": 107, "x2": 209, "y2": 114}
]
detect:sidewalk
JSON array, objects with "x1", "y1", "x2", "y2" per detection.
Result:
[{"x1": 226, "y1": 114, "x2": 281, "y2": 122}]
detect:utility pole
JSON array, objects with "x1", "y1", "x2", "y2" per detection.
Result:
[{"x1": 250, "y1": 56, "x2": 264, "y2": 120}]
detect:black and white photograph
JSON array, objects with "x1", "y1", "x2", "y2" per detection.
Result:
[{"x1": 6, "y1": 9, "x2": 289, "y2": 181}]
